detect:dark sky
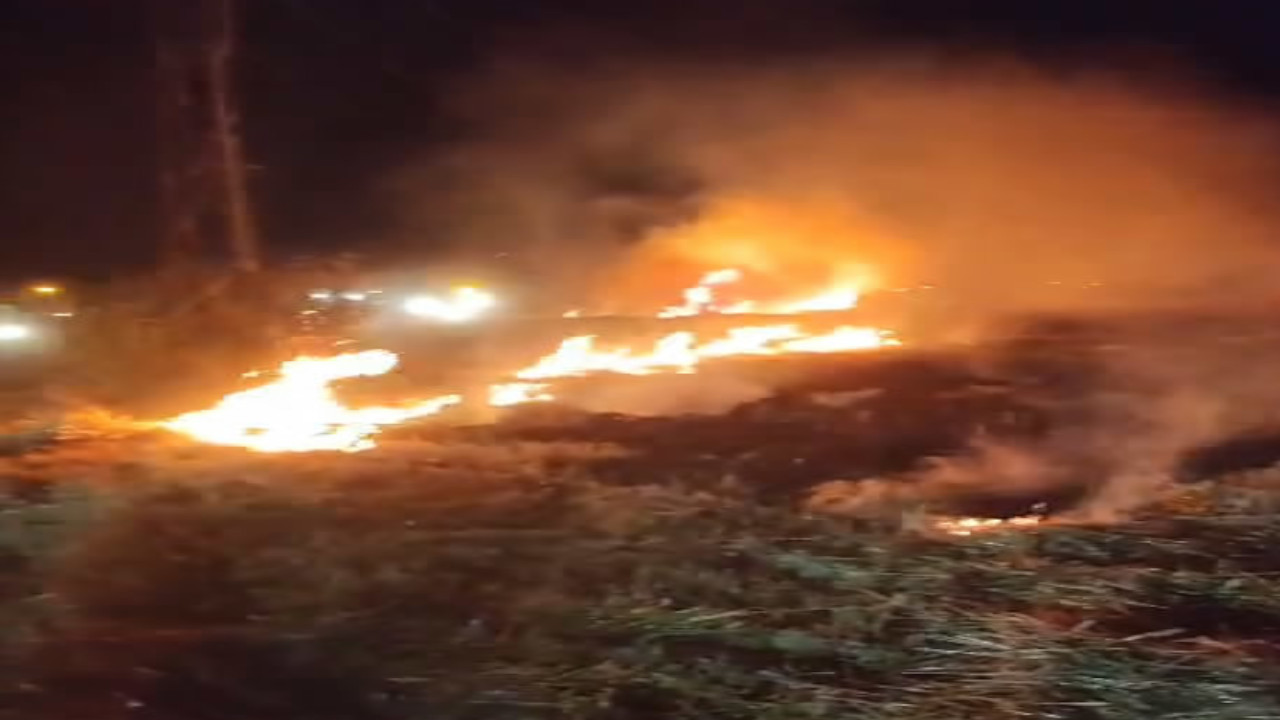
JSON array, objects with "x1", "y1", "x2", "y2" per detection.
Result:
[{"x1": 3, "y1": 0, "x2": 1280, "y2": 279}]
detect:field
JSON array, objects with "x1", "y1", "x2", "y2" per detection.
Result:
[{"x1": 4, "y1": 323, "x2": 1280, "y2": 719}]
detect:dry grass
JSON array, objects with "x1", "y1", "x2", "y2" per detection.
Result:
[
  {"x1": 1, "y1": 435, "x2": 1279, "y2": 719},
  {"x1": 45, "y1": 269, "x2": 319, "y2": 419}
]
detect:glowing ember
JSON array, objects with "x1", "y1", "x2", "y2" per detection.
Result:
[
  {"x1": 162, "y1": 350, "x2": 461, "y2": 453},
  {"x1": 934, "y1": 515, "x2": 1044, "y2": 536}
]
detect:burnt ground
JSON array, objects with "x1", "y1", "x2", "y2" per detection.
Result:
[
  {"x1": 3, "y1": 317, "x2": 1280, "y2": 718},
  {"x1": 415, "y1": 350, "x2": 1064, "y2": 512},
  {"x1": 405, "y1": 321, "x2": 1280, "y2": 517}
]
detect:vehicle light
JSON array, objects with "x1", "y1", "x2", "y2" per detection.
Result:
[
  {"x1": 402, "y1": 287, "x2": 497, "y2": 322},
  {"x1": 0, "y1": 323, "x2": 33, "y2": 341}
]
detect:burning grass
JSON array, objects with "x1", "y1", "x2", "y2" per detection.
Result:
[{"x1": 2, "y1": 437, "x2": 1280, "y2": 719}]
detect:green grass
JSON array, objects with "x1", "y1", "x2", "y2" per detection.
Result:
[{"x1": 2, "y1": 439, "x2": 1280, "y2": 719}]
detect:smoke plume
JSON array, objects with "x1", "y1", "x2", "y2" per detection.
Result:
[
  {"x1": 389, "y1": 49, "x2": 1280, "y2": 486},
  {"x1": 393, "y1": 52, "x2": 1280, "y2": 322},
  {"x1": 808, "y1": 332, "x2": 1280, "y2": 523}
]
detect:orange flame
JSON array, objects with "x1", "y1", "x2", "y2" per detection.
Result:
[
  {"x1": 658, "y1": 267, "x2": 861, "y2": 319},
  {"x1": 518, "y1": 324, "x2": 898, "y2": 381},
  {"x1": 489, "y1": 381, "x2": 554, "y2": 407},
  {"x1": 161, "y1": 268, "x2": 900, "y2": 453},
  {"x1": 933, "y1": 515, "x2": 1044, "y2": 536},
  {"x1": 162, "y1": 350, "x2": 461, "y2": 453}
]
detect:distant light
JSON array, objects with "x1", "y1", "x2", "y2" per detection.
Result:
[
  {"x1": 402, "y1": 295, "x2": 452, "y2": 320},
  {"x1": 51, "y1": 312, "x2": 74, "y2": 318},
  {"x1": 0, "y1": 323, "x2": 33, "y2": 341},
  {"x1": 403, "y1": 287, "x2": 497, "y2": 322},
  {"x1": 308, "y1": 290, "x2": 334, "y2": 301},
  {"x1": 30, "y1": 285, "x2": 61, "y2": 296},
  {"x1": 341, "y1": 291, "x2": 368, "y2": 302}
]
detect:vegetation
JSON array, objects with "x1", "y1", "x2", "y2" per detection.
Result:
[
  {"x1": 2, "y1": 436, "x2": 1280, "y2": 720},
  {"x1": 27, "y1": 268, "x2": 321, "y2": 420}
]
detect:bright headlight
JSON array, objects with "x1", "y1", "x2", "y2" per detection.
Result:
[
  {"x1": 0, "y1": 323, "x2": 33, "y2": 341},
  {"x1": 402, "y1": 295, "x2": 448, "y2": 319},
  {"x1": 402, "y1": 287, "x2": 497, "y2": 322}
]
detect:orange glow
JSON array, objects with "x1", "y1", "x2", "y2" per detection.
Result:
[
  {"x1": 776, "y1": 325, "x2": 891, "y2": 353},
  {"x1": 162, "y1": 268, "x2": 900, "y2": 453},
  {"x1": 489, "y1": 382, "x2": 554, "y2": 407},
  {"x1": 516, "y1": 324, "x2": 897, "y2": 382},
  {"x1": 933, "y1": 515, "x2": 1044, "y2": 536},
  {"x1": 775, "y1": 286, "x2": 860, "y2": 313},
  {"x1": 162, "y1": 350, "x2": 461, "y2": 452},
  {"x1": 657, "y1": 267, "x2": 861, "y2": 319}
]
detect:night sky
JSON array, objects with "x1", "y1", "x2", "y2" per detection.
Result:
[{"x1": 3, "y1": 0, "x2": 1280, "y2": 280}]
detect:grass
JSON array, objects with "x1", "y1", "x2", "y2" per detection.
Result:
[{"x1": 2, "y1": 438, "x2": 1280, "y2": 719}]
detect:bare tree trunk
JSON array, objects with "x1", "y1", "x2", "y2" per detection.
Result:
[
  {"x1": 154, "y1": 0, "x2": 211, "y2": 275},
  {"x1": 205, "y1": 0, "x2": 261, "y2": 273}
]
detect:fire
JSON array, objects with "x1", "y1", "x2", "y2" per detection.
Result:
[
  {"x1": 775, "y1": 287, "x2": 860, "y2": 314},
  {"x1": 489, "y1": 382, "x2": 554, "y2": 407},
  {"x1": 774, "y1": 325, "x2": 894, "y2": 353},
  {"x1": 516, "y1": 332, "x2": 697, "y2": 379},
  {"x1": 658, "y1": 267, "x2": 861, "y2": 319},
  {"x1": 933, "y1": 515, "x2": 1044, "y2": 536},
  {"x1": 164, "y1": 323, "x2": 896, "y2": 452},
  {"x1": 161, "y1": 268, "x2": 900, "y2": 453},
  {"x1": 659, "y1": 268, "x2": 745, "y2": 317},
  {"x1": 162, "y1": 350, "x2": 461, "y2": 453},
  {"x1": 517, "y1": 324, "x2": 898, "y2": 381}
]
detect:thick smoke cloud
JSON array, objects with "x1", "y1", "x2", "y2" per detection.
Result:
[
  {"x1": 393, "y1": 53, "x2": 1280, "y2": 321},
  {"x1": 387, "y1": 50, "x2": 1280, "y2": 517}
]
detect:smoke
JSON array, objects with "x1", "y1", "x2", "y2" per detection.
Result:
[
  {"x1": 392, "y1": 51, "x2": 1280, "y2": 320},
  {"x1": 809, "y1": 333, "x2": 1280, "y2": 523},
  {"x1": 559, "y1": 373, "x2": 773, "y2": 417},
  {"x1": 627, "y1": 59, "x2": 1280, "y2": 307},
  {"x1": 387, "y1": 49, "x2": 1280, "y2": 510},
  {"x1": 1062, "y1": 336, "x2": 1280, "y2": 520}
]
